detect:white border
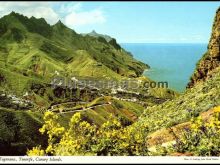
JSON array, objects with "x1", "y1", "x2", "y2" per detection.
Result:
[{"x1": 0, "y1": 156, "x2": 220, "y2": 164}]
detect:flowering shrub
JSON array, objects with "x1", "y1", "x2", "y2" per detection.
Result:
[
  {"x1": 27, "y1": 146, "x2": 45, "y2": 156},
  {"x1": 169, "y1": 106, "x2": 220, "y2": 156},
  {"x1": 30, "y1": 111, "x2": 65, "y2": 155},
  {"x1": 27, "y1": 112, "x2": 149, "y2": 156}
]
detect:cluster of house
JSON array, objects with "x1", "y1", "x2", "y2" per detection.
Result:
[
  {"x1": 1, "y1": 92, "x2": 33, "y2": 108},
  {"x1": 112, "y1": 96, "x2": 138, "y2": 103}
]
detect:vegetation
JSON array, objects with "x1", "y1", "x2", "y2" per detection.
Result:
[
  {"x1": 0, "y1": 10, "x2": 219, "y2": 157},
  {"x1": 164, "y1": 106, "x2": 220, "y2": 156},
  {"x1": 0, "y1": 108, "x2": 46, "y2": 155},
  {"x1": 27, "y1": 112, "x2": 149, "y2": 156},
  {"x1": 28, "y1": 105, "x2": 220, "y2": 156},
  {"x1": 0, "y1": 12, "x2": 148, "y2": 85},
  {"x1": 138, "y1": 66, "x2": 220, "y2": 132},
  {"x1": 55, "y1": 96, "x2": 145, "y2": 127}
]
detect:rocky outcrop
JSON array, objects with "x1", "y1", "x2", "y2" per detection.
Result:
[{"x1": 187, "y1": 7, "x2": 220, "y2": 88}]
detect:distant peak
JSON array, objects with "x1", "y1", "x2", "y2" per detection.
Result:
[
  {"x1": 10, "y1": 11, "x2": 16, "y2": 14},
  {"x1": 9, "y1": 11, "x2": 20, "y2": 16},
  {"x1": 91, "y1": 30, "x2": 97, "y2": 34},
  {"x1": 57, "y1": 20, "x2": 63, "y2": 24},
  {"x1": 54, "y1": 20, "x2": 65, "y2": 27}
]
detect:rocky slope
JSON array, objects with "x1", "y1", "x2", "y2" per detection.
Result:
[{"x1": 188, "y1": 7, "x2": 220, "y2": 87}]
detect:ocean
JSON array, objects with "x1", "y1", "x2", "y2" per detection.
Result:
[{"x1": 121, "y1": 43, "x2": 207, "y2": 93}]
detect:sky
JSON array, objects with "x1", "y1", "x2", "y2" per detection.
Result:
[{"x1": 0, "y1": 1, "x2": 219, "y2": 43}]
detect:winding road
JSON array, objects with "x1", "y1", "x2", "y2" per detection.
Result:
[{"x1": 48, "y1": 102, "x2": 112, "y2": 114}]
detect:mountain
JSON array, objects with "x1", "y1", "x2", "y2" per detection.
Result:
[
  {"x1": 0, "y1": 11, "x2": 153, "y2": 103},
  {"x1": 0, "y1": 12, "x2": 153, "y2": 155},
  {"x1": 9, "y1": 7, "x2": 219, "y2": 156},
  {"x1": 82, "y1": 30, "x2": 113, "y2": 42},
  {"x1": 82, "y1": 30, "x2": 125, "y2": 50},
  {"x1": 0, "y1": 12, "x2": 149, "y2": 82},
  {"x1": 187, "y1": 7, "x2": 220, "y2": 88},
  {"x1": 0, "y1": 12, "x2": 176, "y2": 155}
]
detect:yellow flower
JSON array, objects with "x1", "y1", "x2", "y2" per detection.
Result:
[
  {"x1": 121, "y1": 142, "x2": 129, "y2": 148},
  {"x1": 70, "y1": 112, "x2": 81, "y2": 124},
  {"x1": 213, "y1": 106, "x2": 220, "y2": 113},
  {"x1": 54, "y1": 127, "x2": 65, "y2": 134},
  {"x1": 113, "y1": 119, "x2": 121, "y2": 127},
  {"x1": 86, "y1": 123, "x2": 91, "y2": 128},
  {"x1": 27, "y1": 147, "x2": 45, "y2": 156},
  {"x1": 102, "y1": 121, "x2": 111, "y2": 129},
  {"x1": 46, "y1": 145, "x2": 53, "y2": 154},
  {"x1": 105, "y1": 132, "x2": 111, "y2": 138},
  {"x1": 208, "y1": 121, "x2": 215, "y2": 128},
  {"x1": 191, "y1": 123, "x2": 199, "y2": 131},
  {"x1": 111, "y1": 130, "x2": 118, "y2": 137}
]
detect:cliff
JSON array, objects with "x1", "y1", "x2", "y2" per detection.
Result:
[{"x1": 188, "y1": 7, "x2": 220, "y2": 88}]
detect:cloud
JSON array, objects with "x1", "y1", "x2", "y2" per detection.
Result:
[
  {"x1": 64, "y1": 9, "x2": 106, "y2": 27},
  {"x1": 21, "y1": 6, "x2": 59, "y2": 24},
  {"x1": 0, "y1": 2, "x2": 106, "y2": 27},
  {"x1": 0, "y1": 2, "x2": 59, "y2": 24},
  {"x1": 59, "y1": 2, "x2": 82, "y2": 14},
  {"x1": 61, "y1": 3, "x2": 106, "y2": 27}
]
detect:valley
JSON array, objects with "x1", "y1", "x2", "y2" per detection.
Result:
[
  {"x1": 0, "y1": 6, "x2": 219, "y2": 157},
  {"x1": 0, "y1": 11, "x2": 176, "y2": 155}
]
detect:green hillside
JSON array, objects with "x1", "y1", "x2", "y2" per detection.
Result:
[
  {"x1": 0, "y1": 12, "x2": 148, "y2": 82},
  {"x1": 0, "y1": 12, "x2": 177, "y2": 156},
  {"x1": 0, "y1": 11, "x2": 175, "y2": 108},
  {"x1": 0, "y1": 107, "x2": 46, "y2": 155},
  {"x1": 55, "y1": 96, "x2": 145, "y2": 127},
  {"x1": 0, "y1": 12, "x2": 149, "y2": 155},
  {"x1": 0, "y1": 12, "x2": 152, "y2": 101}
]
